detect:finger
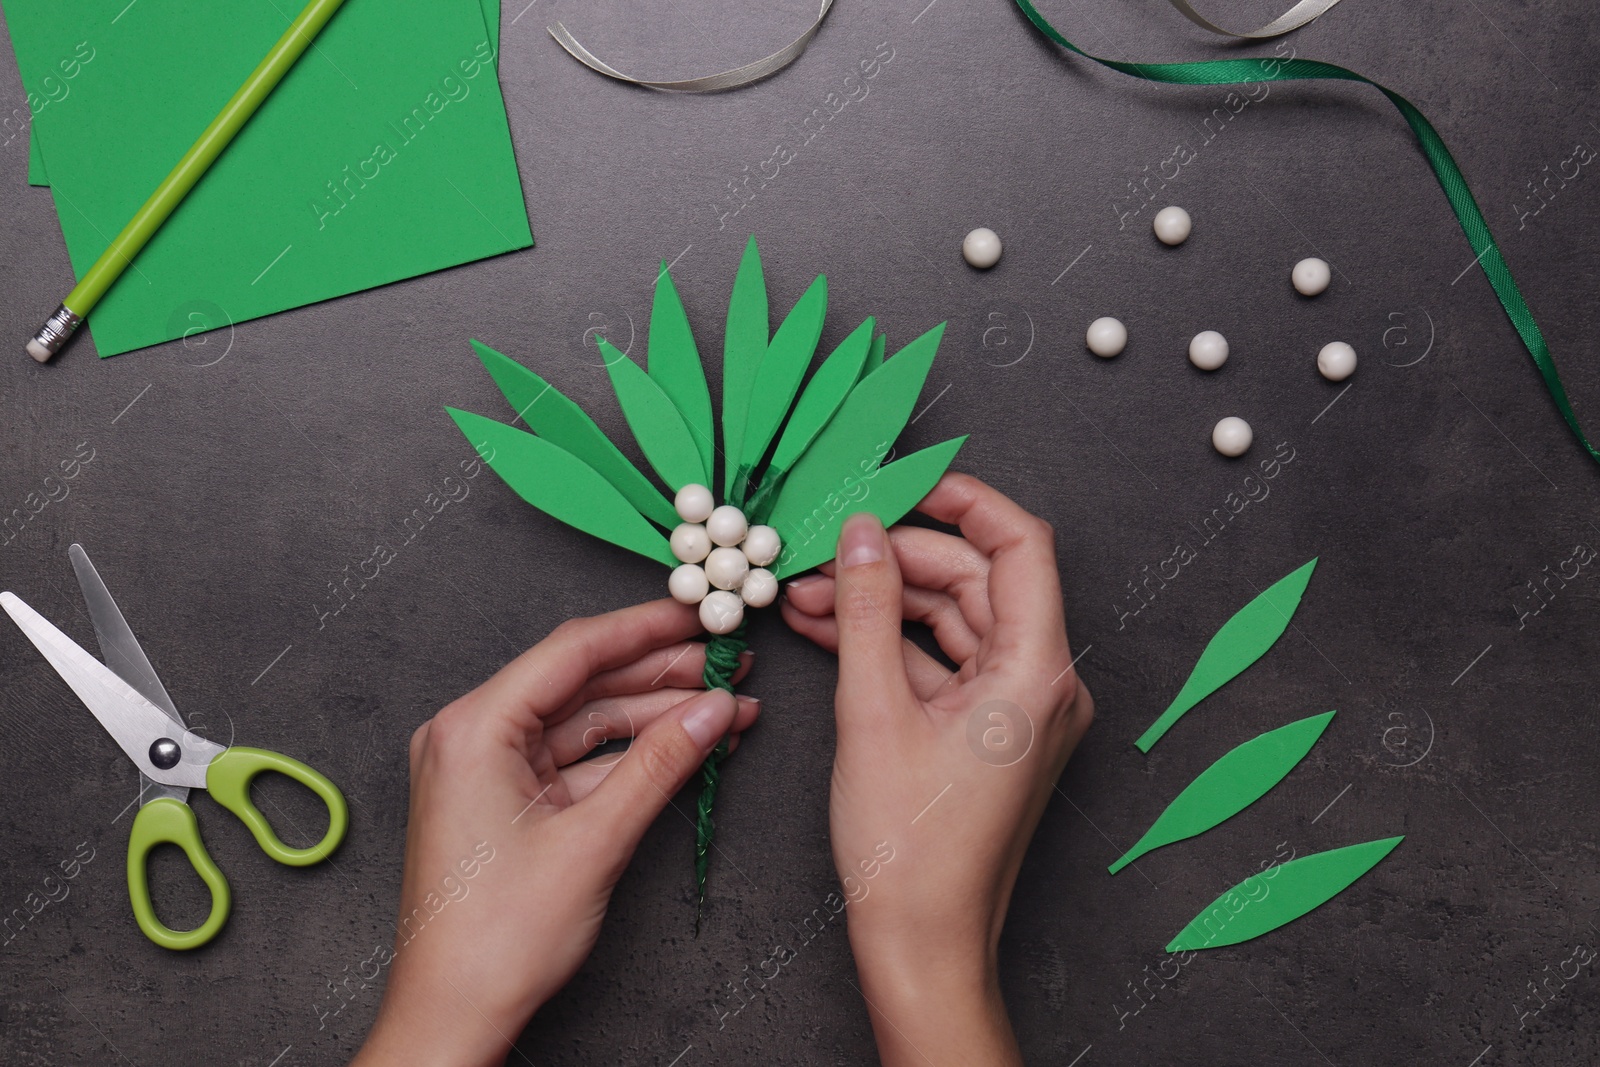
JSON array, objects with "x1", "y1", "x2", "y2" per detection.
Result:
[
  {"x1": 785, "y1": 576, "x2": 981, "y2": 664},
  {"x1": 547, "y1": 690, "x2": 761, "y2": 765},
  {"x1": 789, "y1": 528, "x2": 993, "y2": 637},
  {"x1": 581, "y1": 645, "x2": 754, "y2": 703},
  {"x1": 780, "y1": 599, "x2": 958, "y2": 700},
  {"x1": 466, "y1": 599, "x2": 702, "y2": 724},
  {"x1": 560, "y1": 732, "x2": 745, "y2": 803},
  {"x1": 575, "y1": 688, "x2": 739, "y2": 846},
  {"x1": 832, "y1": 513, "x2": 918, "y2": 712}
]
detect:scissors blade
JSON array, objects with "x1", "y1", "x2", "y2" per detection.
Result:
[{"x1": 0, "y1": 592, "x2": 222, "y2": 790}]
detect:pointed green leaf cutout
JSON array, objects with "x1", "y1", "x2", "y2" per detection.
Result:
[
  {"x1": 732, "y1": 275, "x2": 828, "y2": 502},
  {"x1": 469, "y1": 340, "x2": 677, "y2": 530},
  {"x1": 862, "y1": 331, "x2": 885, "y2": 377},
  {"x1": 722, "y1": 236, "x2": 768, "y2": 500},
  {"x1": 599, "y1": 339, "x2": 708, "y2": 493},
  {"x1": 446, "y1": 408, "x2": 675, "y2": 566},
  {"x1": 1110, "y1": 712, "x2": 1336, "y2": 875},
  {"x1": 1135, "y1": 558, "x2": 1319, "y2": 753},
  {"x1": 1166, "y1": 836, "x2": 1403, "y2": 952},
  {"x1": 772, "y1": 435, "x2": 967, "y2": 579},
  {"x1": 747, "y1": 317, "x2": 875, "y2": 522},
  {"x1": 647, "y1": 265, "x2": 715, "y2": 479},
  {"x1": 766, "y1": 323, "x2": 946, "y2": 541}
]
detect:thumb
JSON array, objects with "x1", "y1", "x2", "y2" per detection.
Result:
[
  {"x1": 833, "y1": 513, "x2": 916, "y2": 711},
  {"x1": 579, "y1": 688, "x2": 738, "y2": 849}
]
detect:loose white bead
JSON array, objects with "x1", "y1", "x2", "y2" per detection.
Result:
[
  {"x1": 1292, "y1": 257, "x2": 1331, "y2": 296},
  {"x1": 1086, "y1": 317, "x2": 1127, "y2": 358},
  {"x1": 674, "y1": 483, "x2": 714, "y2": 523},
  {"x1": 704, "y1": 546, "x2": 749, "y2": 591},
  {"x1": 1317, "y1": 341, "x2": 1357, "y2": 382},
  {"x1": 670, "y1": 523, "x2": 711, "y2": 564},
  {"x1": 740, "y1": 568, "x2": 778, "y2": 608},
  {"x1": 706, "y1": 505, "x2": 748, "y2": 548},
  {"x1": 1152, "y1": 206, "x2": 1191, "y2": 246},
  {"x1": 1211, "y1": 416, "x2": 1253, "y2": 457},
  {"x1": 668, "y1": 564, "x2": 710, "y2": 604},
  {"x1": 741, "y1": 525, "x2": 781, "y2": 567},
  {"x1": 699, "y1": 590, "x2": 745, "y2": 635},
  {"x1": 961, "y1": 227, "x2": 1002, "y2": 269},
  {"x1": 1188, "y1": 330, "x2": 1229, "y2": 371}
]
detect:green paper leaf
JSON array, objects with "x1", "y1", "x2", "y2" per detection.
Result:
[
  {"x1": 470, "y1": 340, "x2": 677, "y2": 530},
  {"x1": 766, "y1": 323, "x2": 946, "y2": 541},
  {"x1": 748, "y1": 317, "x2": 876, "y2": 521},
  {"x1": 772, "y1": 435, "x2": 967, "y2": 579},
  {"x1": 446, "y1": 408, "x2": 675, "y2": 566},
  {"x1": 732, "y1": 275, "x2": 828, "y2": 501},
  {"x1": 862, "y1": 331, "x2": 886, "y2": 377},
  {"x1": 1110, "y1": 712, "x2": 1335, "y2": 875},
  {"x1": 599, "y1": 339, "x2": 709, "y2": 493},
  {"x1": 722, "y1": 236, "x2": 769, "y2": 500},
  {"x1": 1165, "y1": 836, "x2": 1403, "y2": 952},
  {"x1": 647, "y1": 265, "x2": 716, "y2": 479},
  {"x1": 1135, "y1": 558, "x2": 1319, "y2": 753}
]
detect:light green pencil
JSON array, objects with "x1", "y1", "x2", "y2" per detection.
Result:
[{"x1": 26, "y1": 0, "x2": 350, "y2": 362}]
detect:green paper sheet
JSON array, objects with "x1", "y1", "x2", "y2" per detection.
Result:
[
  {"x1": 5, "y1": 0, "x2": 531, "y2": 356},
  {"x1": 1110, "y1": 711, "x2": 1335, "y2": 874},
  {"x1": 721, "y1": 237, "x2": 768, "y2": 500},
  {"x1": 1166, "y1": 836, "x2": 1403, "y2": 952},
  {"x1": 599, "y1": 339, "x2": 708, "y2": 492},
  {"x1": 1136, "y1": 558, "x2": 1319, "y2": 752},
  {"x1": 446, "y1": 407, "x2": 675, "y2": 566},
  {"x1": 734, "y1": 274, "x2": 827, "y2": 499},
  {"x1": 647, "y1": 265, "x2": 715, "y2": 480}
]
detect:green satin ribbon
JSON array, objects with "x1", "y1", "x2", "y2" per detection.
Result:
[{"x1": 1013, "y1": 0, "x2": 1600, "y2": 468}]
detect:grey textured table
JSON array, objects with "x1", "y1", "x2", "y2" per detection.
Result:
[{"x1": 3, "y1": 0, "x2": 1599, "y2": 1062}]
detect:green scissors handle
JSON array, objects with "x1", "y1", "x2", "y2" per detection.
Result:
[{"x1": 127, "y1": 747, "x2": 348, "y2": 950}]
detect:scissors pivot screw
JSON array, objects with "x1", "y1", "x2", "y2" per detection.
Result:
[{"x1": 149, "y1": 737, "x2": 181, "y2": 770}]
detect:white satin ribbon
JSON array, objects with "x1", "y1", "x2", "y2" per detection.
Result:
[{"x1": 1165, "y1": 0, "x2": 1345, "y2": 39}]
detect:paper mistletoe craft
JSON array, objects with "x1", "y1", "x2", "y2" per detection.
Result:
[{"x1": 446, "y1": 237, "x2": 967, "y2": 918}]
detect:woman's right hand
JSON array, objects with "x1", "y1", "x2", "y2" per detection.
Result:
[{"x1": 782, "y1": 473, "x2": 1093, "y2": 1066}]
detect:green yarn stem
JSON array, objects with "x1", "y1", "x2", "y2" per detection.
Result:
[{"x1": 695, "y1": 623, "x2": 748, "y2": 933}]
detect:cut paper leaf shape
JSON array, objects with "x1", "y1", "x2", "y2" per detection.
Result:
[
  {"x1": 1166, "y1": 836, "x2": 1403, "y2": 952},
  {"x1": 733, "y1": 275, "x2": 828, "y2": 501},
  {"x1": 599, "y1": 339, "x2": 708, "y2": 492},
  {"x1": 647, "y1": 266, "x2": 716, "y2": 478},
  {"x1": 445, "y1": 408, "x2": 675, "y2": 566},
  {"x1": 1136, "y1": 558, "x2": 1319, "y2": 753},
  {"x1": 1110, "y1": 711, "x2": 1335, "y2": 875},
  {"x1": 721, "y1": 237, "x2": 770, "y2": 498}
]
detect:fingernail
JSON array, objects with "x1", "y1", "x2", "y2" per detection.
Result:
[
  {"x1": 838, "y1": 513, "x2": 885, "y2": 568},
  {"x1": 785, "y1": 574, "x2": 826, "y2": 593},
  {"x1": 735, "y1": 693, "x2": 760, "y2": 707},
  {"x1": 681, "y1": 689, "x2": 737, "y2": 749}
]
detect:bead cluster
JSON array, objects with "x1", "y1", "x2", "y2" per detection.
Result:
[{"x1": 667, "y1": 484, "x2": 781, "y2": 635}]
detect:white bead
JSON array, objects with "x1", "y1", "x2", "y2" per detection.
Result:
[
  {"x1": 1292, "y1": 257, "x2": 1331, "y2": 296},
  {"x1": 699, "y1": 590, "x2": 745, "y2": 635},
  {"x1": 1152, "y1": 206, "x2": 1191, "y2": 246},
  {"x1": 1188, "y1": 330, "x2": 1228, "y2": 371},
  {"x1": 741, "y1": 525, "x2": 781, "y2": 567},
  {"x1": 1086, "y1": 317, "x2": 1127, "y2": 358},
  {"x1": 706, "y1": 505, "x2": 748, "y2": 548},
  {"x1": 1317, "y1": 341, "x2": 1357, "y2": 381},
  {"x1": 1211, "y1": 416, "x2": 1253, "y2": 457},
  {"x1": 670, "y1": 523, "x2": 711, "y2": 564},
  {"x1": 961, "y1": 227, "x2": 1002, "y2": 269},
  {"x1": 674, "y1": 483, "x2": 714, "y2": 523},
  {"x1": 668, "y1": 564, "x2": 710, "y2": 604},
  {"x1": 740, "y1": 568, "x2": 778, "y2": 608},
  {"x1": 704, "y1": 546, "x2": 749, "y2": 591}
]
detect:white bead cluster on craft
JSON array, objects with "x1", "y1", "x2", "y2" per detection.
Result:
[{"x1": 667, "y1": 484, "x2": 781, "y2": 634}]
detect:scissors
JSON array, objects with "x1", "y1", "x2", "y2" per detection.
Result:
[{"x1": 1, "y1": 545, "x2": 348, "y2": 950}]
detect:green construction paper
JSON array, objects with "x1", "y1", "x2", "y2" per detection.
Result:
[
  {"x1": 27, "y1": 132, "x2": 46, "y2": 185},
  {"x1": 446, "y1": 407, "x2": 675, "y2": 566},
  {"x1": 722, "y1": 236, "x2": 768, "y2": 500},
  {"x1": 599, "y1": 339, "x2": 708, "y2": 493},
  {"x1": 647, "y1": 264, "x2": 715, "y2": 479},
  {"x1": 748, "y1": 317, "x2": 875, "y2": 522},
  {"x1": 773, "y1": 435, "x2": 967, "y2": 579},
  {"x1": 4, "y1": 0, "x2": 530, "y2": 356},
  {"x1": 862, "y1": 331, "x2": 886, "y2": 377},
  {"x1": 1166, "y1": 836, "x2": 1403, "y2": 952},
  {"x1": 469, "y1": 340, "x2": 676, "y2": 529},
  {"x1": 1110, "y1": 712, "x2": 1335, "y2": 875},
  {"x1": 481, "y1": 0, "x2": 500, "y2": 56},
  {"x1": 766, "y1": 323, "x2": 945, "y2": 540},
  {"x1": 1135, "y1": 558, "x2": 1319, "y2": 753},
  {"x1": 732, "y1": 274, "x2": 828, "y2": 501}
]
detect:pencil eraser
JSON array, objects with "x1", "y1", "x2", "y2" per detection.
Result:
[{"x1": 25, "y1": 339, "x2": 53, "y2": 363}]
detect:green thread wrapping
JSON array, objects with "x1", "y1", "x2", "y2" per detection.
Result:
[
  {"x1": 1012, "y1": 0, "x2": 1600, "y2": 468},
  {"x1": 694, "y1": 623, "x2": 748, "y2": 930}
]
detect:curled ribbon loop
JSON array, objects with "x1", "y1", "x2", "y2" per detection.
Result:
[
  {"x1": 1166, "y1": 0, "x2": 1346, "y2": 40},
  {"x1": 550, "y1": 0, "x2": 835, "y2": 93},
  {"x1": 1014, "y1": 0, "x2": 1600, "y2": 469}
]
